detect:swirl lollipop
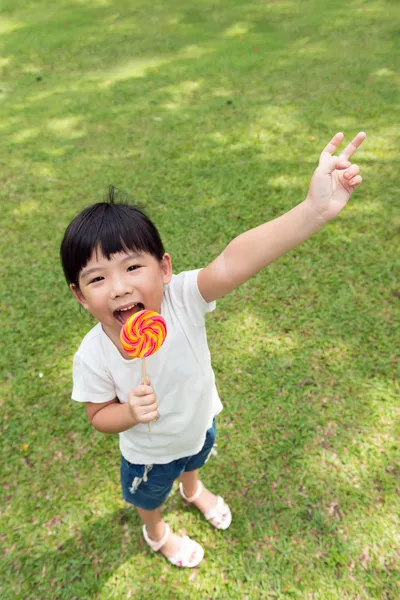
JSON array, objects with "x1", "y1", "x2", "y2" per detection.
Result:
[{"x1": 120, "y1": 310, "x2": 167, "y2": 432}]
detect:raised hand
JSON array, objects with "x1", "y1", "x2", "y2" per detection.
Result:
[{"x1": 306, "y1": 131, "x2": 366, "y2": 223}]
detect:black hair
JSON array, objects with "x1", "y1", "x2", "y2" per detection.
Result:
[{"x1": 60, "y1": 186, "x2": 165, "y2": 287}]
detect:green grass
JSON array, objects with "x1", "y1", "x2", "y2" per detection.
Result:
[{"x1": 1, "y1": 0, "x2": 399, "y2": 598}]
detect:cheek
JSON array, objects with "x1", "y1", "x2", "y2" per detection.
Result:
[
  {"x1": 87, "y1": 290, "x2": 107, "y2": 310},
  {"x1": 142, "y1": 284, "x2": 163, "y2": 308},
  {"x1": 151, "y1": 282, "x2": 164, "y2": 298}
]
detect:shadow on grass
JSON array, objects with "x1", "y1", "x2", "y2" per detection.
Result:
[{"x1": 14, "y1": 508, "x2": 147, "y2": 598}]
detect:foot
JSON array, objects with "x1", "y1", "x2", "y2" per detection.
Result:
[
  {"x1": 180, "y1": 481, "x2": 232, "y2": 529},
  {"x1": 184, "y1": 485, "x2": 218, "y2": 516},
  {"x1": 150, "y1": 528, "x2": 191, "y2": 561},
  {"x1": 143, "y1": 523, "x2": 203, "y2": 568}
]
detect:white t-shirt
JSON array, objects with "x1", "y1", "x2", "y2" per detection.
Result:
[{"x1": 72, "y1": 269, "x2": 223, "y2": 464}]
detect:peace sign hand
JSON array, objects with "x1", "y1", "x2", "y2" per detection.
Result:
[{"x1": 306, "y1": 132, "x2": 366, "y2": 224}]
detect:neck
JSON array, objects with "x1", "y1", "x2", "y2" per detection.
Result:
[{"x1": 101, "y1": 323, "x2": 135, "y2": 360}]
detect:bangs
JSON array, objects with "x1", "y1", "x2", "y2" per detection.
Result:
[
  {"x1": 61, "y1": 202, "x2": 165, "y2": 287},
  {"x1": 88, "y1": 205, "x2": 158, "y2": 259}
]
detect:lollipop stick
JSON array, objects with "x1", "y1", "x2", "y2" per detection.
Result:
[
  {"x1": 141, "y1": 356, "x2": 147, "y2": 383},
  {"x1": 141, "y1": 358, "x2": 151, "y2": 433}
]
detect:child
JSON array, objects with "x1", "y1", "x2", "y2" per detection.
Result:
[{"x1": 61, "y1": 132, "x2": 366, "y2": 568}]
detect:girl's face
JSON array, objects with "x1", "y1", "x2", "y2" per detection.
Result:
[{"x1": 71, "y1": 248, "x2": 172, "y2": 344}]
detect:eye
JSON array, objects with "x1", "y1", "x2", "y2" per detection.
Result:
[
  {"x1": 127, "y1": 265, "x2": 141, "y2": 272},
  {"x1": 89, "y1": 276, "x2": 104, "y2": 284}
]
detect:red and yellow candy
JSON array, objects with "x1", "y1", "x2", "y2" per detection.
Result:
[{"x1": 120, "y1": 310, "x2": 167, "y2": 358}]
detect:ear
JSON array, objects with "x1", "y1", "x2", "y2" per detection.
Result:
[
  {"x1": 70, "y1": 284, "x2": 89, "y2": 310},
  {"x1": 160, "y1": 253, "x2": 173, "y2": 284}
]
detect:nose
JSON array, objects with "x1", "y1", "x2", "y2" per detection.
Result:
[{"x1": 110, "y1": 274, "x2": 133, "y2": 299}]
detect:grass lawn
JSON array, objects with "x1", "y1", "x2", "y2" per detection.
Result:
[{"x1": 1, "y1": 0, "x2": 399, "y2": 598}]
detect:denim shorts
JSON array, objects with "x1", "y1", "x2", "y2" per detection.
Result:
[{"x1": 120, "y1": 419, "x2": 216, "y2": 510}]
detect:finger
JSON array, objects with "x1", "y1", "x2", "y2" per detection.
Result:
[
  {"x1": 338, "y1": 131, "x2": 366, "y2": 161},
  {"x1": 319, "y1": 132, "x2": 344, "y2": 161},
  {"x1": 139, "y1": 395, "x2": 157, "y2": 406},
  {"x1": 135, "y1": 385, "x2": 154, "y2": 397},
  {"x1": 324, "y1": 156, "x2": 350, "y2": 175},
  {"x1": 335, "y1": 159, "x2": 352, "y2": 170},
  {"x1": 348, "y1": 175, "x2": 363, "y2": 187},
  {"x1": 142, "y1": 410, "x2": 159, "y2": 423},
  {"x1": 142, "y1": 401, "x2": 158, "y2": 414},
  {"x1": 343, "y1": 164, "x2": 360, "y2": 180},
  {"x1": 130, "y1": 394, "x2": 155, "y2": 408}
]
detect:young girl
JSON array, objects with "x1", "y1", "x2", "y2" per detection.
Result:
[{"x1": 61, "y1": 132, "x2": 365, "y2": 568}]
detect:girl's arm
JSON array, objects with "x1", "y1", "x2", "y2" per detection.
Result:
[
  {"x1": 86, "y1": 398, "x2": 137, "y2": 433},
  {"x1": 198, "y1": 131, "x2": 366, "y2": 303},
  {"x1": 85, "y1": 382, "x2": 158, "y2": 433}
]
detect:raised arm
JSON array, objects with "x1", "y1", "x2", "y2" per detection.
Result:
[{"x1": 198, "y1": 132, "x2": 366, "y2": 303}]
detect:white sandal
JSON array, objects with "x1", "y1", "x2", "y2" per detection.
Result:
[
  {"x1": 142, "y1": 523, "x2": 204, "y2": 568},
  {"x1": 179, "y1": 481, "x2": 232, "y2": 530}
]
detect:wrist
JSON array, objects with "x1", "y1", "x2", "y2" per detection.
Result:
[{"x1": 302, "y1": 196, "x2": 330, "y2": 229}]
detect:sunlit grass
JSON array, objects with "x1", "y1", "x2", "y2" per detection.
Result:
[{"x1": 1, "y1": 0, "x2": 399, "y2": 599}]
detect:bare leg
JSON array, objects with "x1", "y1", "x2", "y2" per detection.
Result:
[
  {"x1": 136, "y1": 505, "x2": 197, "y2": 562},
  {"x1": 135, "y1": 505, "x2": 164, "y2": 541},
  {"x1": 178, "y1": 469, "x2": 200, "y2": 496},
  {"x1": 178, "y1": 469, "x2": 220, "y2": 516}
]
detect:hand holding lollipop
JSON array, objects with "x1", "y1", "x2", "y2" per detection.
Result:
[{"x1": 120, "y1": 310, "x2": 167, "y2": 432}]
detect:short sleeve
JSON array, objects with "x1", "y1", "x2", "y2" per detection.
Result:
[
  {"x1": 72, "y1": 352, "x2": 116, "y2": 403},
  {"x1": 167, "y1": 269, "x2": 216, "y2": 325}
]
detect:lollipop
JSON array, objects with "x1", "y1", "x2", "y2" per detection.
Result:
[{"x1": 120, "y1": 310, "x2": 167, "y2": 432}]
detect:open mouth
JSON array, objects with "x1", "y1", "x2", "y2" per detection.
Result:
[{"x1": 113, "y1": 302, "x2": 144, "y2": 326}]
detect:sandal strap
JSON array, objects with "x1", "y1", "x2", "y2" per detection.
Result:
[
  {"x1": 143, "y1": 524, "x2": 204, "y2": 568},
  {"x1": 179, "y1": 480, "x2": 204, "y2": 503},
  {"x1": 142, "y1": 523, "x2": 170, "y2": 552},
  {"x1": 204, "y1": 496, "x2": 228, "y2": 522},
  {"x1": 168, "y1": 536, "x2": 203, "y2": 568}
]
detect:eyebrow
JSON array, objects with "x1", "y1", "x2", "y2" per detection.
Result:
[
  {"x1": 122, "y1": 252, "x2": 144, "y2": 262},
  {"x1": 80, "y1": 267, "x2": 102, "y2": 279},
  {"x1": 80, "y1": 252, "x2": 144, "y2": 280}
]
